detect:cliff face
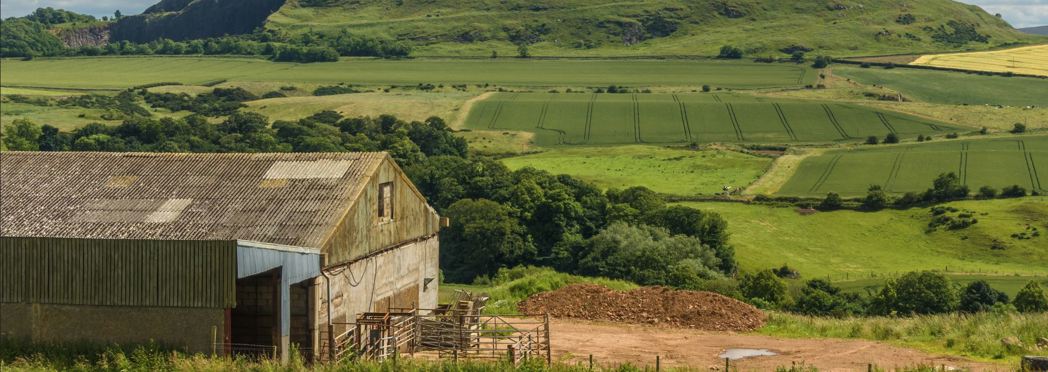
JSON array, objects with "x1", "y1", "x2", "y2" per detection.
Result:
[
  {"x1": 110, "y1": 0, "x2": 286, "y2": 42},
  {"x1": 56, "y1": 24, "x2": 110, "y2": 48}
]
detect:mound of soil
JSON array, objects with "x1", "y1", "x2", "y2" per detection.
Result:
[{"x1": 518, "y1": 284, "x2": 765, "y2": 332}]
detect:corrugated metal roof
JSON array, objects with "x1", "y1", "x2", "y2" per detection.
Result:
[{"x1": 0, "y1": 152, "x2": 388, "y2": 248}]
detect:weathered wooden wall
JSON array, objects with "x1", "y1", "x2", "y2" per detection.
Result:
[{"x1": 321, "y1": 158, "x2": 440, "y2": 266}]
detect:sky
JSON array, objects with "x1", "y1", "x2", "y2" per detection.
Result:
[{"x1": 1, "y1": 0, "x2": 1046, "y2": 28}]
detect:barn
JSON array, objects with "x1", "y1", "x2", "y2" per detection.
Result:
[{"x1": 0, "y1": 151, "x2": 442, "y2": 362}]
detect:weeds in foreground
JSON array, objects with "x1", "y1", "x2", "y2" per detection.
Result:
[{"x1": 759, "y1": 310, "x2": 1048, "y2": 361}]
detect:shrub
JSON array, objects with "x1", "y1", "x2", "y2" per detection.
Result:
[
  {"x1": 791, "y1": 279, "x2": 864, "y2": 317},
  {"x1": 870, "y1": 271, "x2": 957, "y2": 315},
  {"x1": 818, "y1": 192, "x2": 843, "y2": 211},
  {"x1": 865, "y1": 136, "x2": 879, "y2": 145},
  {"x1": 739, "y1": 270, "x2": 789, "y2": 306},
  {"x1": 959, "y1": 280, "x2": 1008, "y2": 313},
  {"x1": 861, "y1": 185, "x2": 888, "y2": 211},
  {"x1": 893, "y1": 192, "x2": 922, "y2": 208},
  {"x1": 922, "y1": 173, "x2": 969, "y2": 203},
  {"x1": 1014, "y1": 281, "x2": 1048, "y2": 313},
  {"x1": 977, "y1": 186, "x2": 997, "y2": 199},
  {"x1": 313, "y1": 85, "x2": 360, "y2": 96},
  {"x1": 702, "y1": 85, "x2": 711, "y2": 92},
  {"x1": 811, "y1": 56, "x2": 832, "y2": 68},
  {"x1": 773, "y1": 264, "x2": 800, "y2": 279},
  {"x1": 1000, "y1": 185, "x2": 1027, "y2": 198},
  {"x1": 718, "y1": 45, "x2": 743, "y2": 59},
  {"x1": 884, "y1": 133, "x2": 899, "y2": 144},
  {"x1": 1010, "y1": 123, "x2": 1026, "y2": 134},
  {"x1": 576, "y1": 222, "x2": 723, "y2": 286}
]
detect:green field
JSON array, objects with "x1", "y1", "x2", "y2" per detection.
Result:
[
  {"x1": 501, "y1": 145, "x2": 771, "y2": 196},
  {"x1": 0, "y1": 57, "x2": 814, "y2": 90},
  {"x1": 678, "y1": 197, "x2": 1048, "y2": 279},
  {"x1": 778, "y1": 135, "x2": 1048, "y2": 197},
  {"x1": 835, "y1": 65, "x2": 1048, "y2": 107},
  {"x1": 464, "y1": 93, "x2": 956, "y2": 145}
]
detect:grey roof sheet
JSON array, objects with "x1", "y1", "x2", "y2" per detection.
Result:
[{"x1": 0, "y1": 152, "x2": 387, "y2": 248}]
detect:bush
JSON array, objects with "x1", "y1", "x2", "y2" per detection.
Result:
[
  {"x1": 883, "y1": 133, "x2": 899, "y2": 144},
  {"x1": 865, "y1": 136, "x2": 879, "y2": 145},
  {"x1": 893, "y1": 192, "x2": 922, "y2": 208},
  {"x1": 718, "y1": 45, "x2": 743, "y2": 59},
  {"x1": 818, "y1": 192, "x2": 843, "y2": 211},
  {"x1": 702, "y1": 85, "x2": 711, "y2": 92},
  {"x1": 870, "y1": 271, "x2": 957, "y2": 315},
  {"x1": 811, "y1": 56, "x2": 832, "y2": 68},
  {"x1": 739, "y1": 270, "x2": 789, "y2": 306},
  {"x1": 861, "y1": 185, "x2": 889, "y2": 211},
  {"x1": 577, "y1": 222, "x2": 723, "y2": 286},
  {"x1": 977, "y1": 186, "x2": 997, "y2": 199},
  {"x1": 1000, "y1": 185, "x2": 1027, "y2": 198},
  {"x1": 313, "y1": 85, "x2": 360, "y2": 96},
  {"x1": 959, "y1": 280, "x2": 1008, "y2": 313},
  {"x1": 791, "y1": 279, "x2": 864, "y2": 317},
  {"x1": 1014, "y1": 281, "x2": 1048, "y2": 313},
  {"x1": 922, "y1": 173, "x2": 968, "y2": 203},
  {"x1": 1010, "y1": 123, "x2": 1026, "y2": 134}
]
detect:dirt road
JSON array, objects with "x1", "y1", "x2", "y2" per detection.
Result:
[{"x1": 549, "y1": 319, "x2": 1008, "y2": 371}]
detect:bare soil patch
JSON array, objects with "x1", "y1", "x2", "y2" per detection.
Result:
[
  {"x1": 549, "y1": 319, "x2": 1007, "y2": 371},
  {"x1": 518, "y1": 284, "x2": 765, "y2": 332}
]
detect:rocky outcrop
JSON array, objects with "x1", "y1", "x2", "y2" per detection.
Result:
[
  {"x1": 56, "y1": 24, "x2": 110, "y2": 48},
  {"x1": 110, "y1": 0, "x2": 287, "y2": 43}
]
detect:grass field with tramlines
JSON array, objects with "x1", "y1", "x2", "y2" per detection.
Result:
[
  {"x1": 778, "y1": 135, "x2": 1048, "y2": 197},
  {"x1": 464, "y1": 93, "x2": 957, "y2": 146}
]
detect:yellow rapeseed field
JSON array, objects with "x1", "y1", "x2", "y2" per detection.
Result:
[{"x1": 910, "y1": 44, "x2": 1048, "y2": 77}]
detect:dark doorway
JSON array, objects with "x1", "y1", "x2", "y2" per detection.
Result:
[{"x1": 230, "y1": 269, "x2": 313, "y2": 360}]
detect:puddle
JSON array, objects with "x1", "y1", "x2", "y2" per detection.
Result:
[{"x1": 718, "y1": 348, "x2": 777, "y2": 360}]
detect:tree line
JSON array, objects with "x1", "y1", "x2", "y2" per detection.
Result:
[{"x1": 736, "y1": 268, "x2": 1047, "y2": 317}]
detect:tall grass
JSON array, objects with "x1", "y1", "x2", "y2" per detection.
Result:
[
  {"x1": 441, "y1": 266, "x2": 637, "y2": 314},
  {"x1": 0, "y1": 342, "x2": 659, "y2": 372},
  {"x1": 759, "y1": 310, "x2": 1048, "y2": 361}
]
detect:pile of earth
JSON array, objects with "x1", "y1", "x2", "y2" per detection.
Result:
[{"x1": 518, "y1": 284, "x2": 765, "y2": 332}]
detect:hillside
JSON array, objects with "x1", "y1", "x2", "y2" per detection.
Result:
[
  {"x1": 110, "y1": 0, "x2": 286, "y2": 42},
  {"x1": 1021, "y1": 26, "x2": 1048, "y2": 35},
  {"x1": 267, "y1": 0, "x2": 1041, "y2": 56}
]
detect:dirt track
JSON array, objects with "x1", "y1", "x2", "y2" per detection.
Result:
[{"x1": 549, "y1": 319, "x2": 1009, "y2": 371}]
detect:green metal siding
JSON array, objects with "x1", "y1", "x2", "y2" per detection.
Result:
[{"x1": 0, "y1": 237, "x2": 236, "y2": 308}]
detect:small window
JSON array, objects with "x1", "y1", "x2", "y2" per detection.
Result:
[{"x1": 378, "y1": 182, "x2": 394, "y2": 221}]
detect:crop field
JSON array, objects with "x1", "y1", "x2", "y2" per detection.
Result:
[
  {"x1": 834, "y1": 65, "x2": 1048, "y2": 107},
  {"x1": 500, "y1": 145, "x2": 771, "y2": 196},
  {"x1": 778, "y1": 135, "x2": 1048, "y2": 197},
  {"x1": 678, "y1": 197, "x2": 1048, "y2": 279},
  {"x1": 463, "y1": 93, "x2": 955, "y2": 145},
  {"x1": 910, "y1": 44, "x2": 1048, "y2": 77},
  {"x1": 0, "y1": 57, "x2": 814, "y2": 90},
  {"x1": 244, "y1": 91, "x2": 473, "y2": 123}
]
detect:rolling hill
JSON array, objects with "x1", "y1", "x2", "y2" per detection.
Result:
[
  {"x1": 265, "y1": 0, "x2": 1043, "y2": 56},
  {"x1": 1020, "y1": 25, "x2": 1048, "y2": 35}
]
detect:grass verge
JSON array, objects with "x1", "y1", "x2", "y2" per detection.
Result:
[{"x1": 759, "y1": 311, "x2": 1048, "y2": 362}]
